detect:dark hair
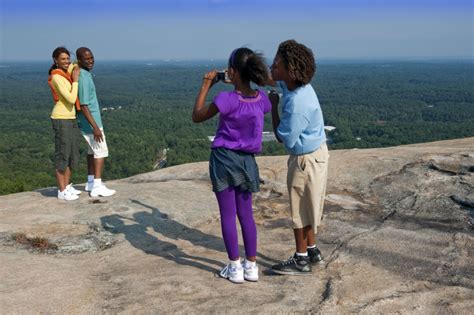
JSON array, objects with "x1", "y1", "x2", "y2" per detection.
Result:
[
  {"x1": 277, "y1": 40, "x2": 316, "y2": 86},
  {"x1": 228, "y1": 47, "x2": 269, "y2": 86},
  {"x1": 76, "y1": 47, "x2": 91, "y2": 61},
  {"x1": 48, "y1": 46, "x2": 70, "y2": 75}
]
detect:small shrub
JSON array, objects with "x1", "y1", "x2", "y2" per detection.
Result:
[{"x1": 12, "y1": 232, "x2": 58, "y2": 251}]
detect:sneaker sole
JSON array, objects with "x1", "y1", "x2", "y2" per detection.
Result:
[
  {"x1": 310, "y1": 259, "x2": 324, "y2": 265},
  {"x1": 228, "y1": 279, "x2": 244, "y2": 284},
  {"x1": 271, "y1": 269, "x2": 312, "y2": 276},
  {"x1": 244, "y1": 277, "x2": 258, "y2": 282},
  {"x1": 219, "y1": 275, "x2": 244, "y2": 284},
  {"x1": 90, "y1": 192, "x2": 116, "y2": 197}
]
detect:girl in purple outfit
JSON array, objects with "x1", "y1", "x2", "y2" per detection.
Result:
[{"x1": 192, "y1": 48, "x2": 271, "y2": 283}]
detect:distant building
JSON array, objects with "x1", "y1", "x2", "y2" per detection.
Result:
[
  {"x1": 208, "y1": 128, "x2": 335, "y2": 143},
  {"x1": 262, "y1": 131, "x2": 277, "y2": 142}
]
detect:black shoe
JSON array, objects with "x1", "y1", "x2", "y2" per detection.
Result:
[
  {"x1": 308, "y1": 247, "x2": 324, "y2": 264},
  {"x1": 272, "y1": 254, "x2": 312, "y2": 275}
]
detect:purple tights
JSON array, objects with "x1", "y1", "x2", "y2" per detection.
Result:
[{"x1": 215, "y1": 186, "x2": 257, "y2": 260}]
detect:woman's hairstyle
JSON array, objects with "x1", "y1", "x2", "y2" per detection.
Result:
[
  {"x1": 48, "y1": 46, "x2": 70, "y2": 75},
  {"x1": 228, "y1": 47, "x2": 269, "y2": 86},
  {"x1": 277, "y1": 40, "x2": 316, "y2": 86}
]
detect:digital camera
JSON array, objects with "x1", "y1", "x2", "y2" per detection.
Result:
[{"x1": 216, "y1": 71, "x2": 229, "y2": 82}]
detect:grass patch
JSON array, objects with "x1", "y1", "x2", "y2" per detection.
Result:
[{"x1": 12, "y1": 232, "x2": 58, "y2": 251}]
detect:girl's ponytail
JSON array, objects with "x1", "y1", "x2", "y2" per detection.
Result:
[
  {"x1": 243, "y1": 53, "x2": 269, "y2": 86},
  {"x1": 230, "y1": 48, "x2": 269, "y2": 86}
]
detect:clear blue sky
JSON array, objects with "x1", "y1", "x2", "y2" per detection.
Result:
[{"x1": 0, "y1": 0, "x2": 473, "y2": 61}]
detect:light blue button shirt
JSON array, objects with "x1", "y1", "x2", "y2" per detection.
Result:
[{"x1": 276, "y1": 81, "x2": 326, "y2": 155}]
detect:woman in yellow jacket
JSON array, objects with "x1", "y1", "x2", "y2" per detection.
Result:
[{"x1": 48, "y1": 47, "x2": 82, "y2": 201}]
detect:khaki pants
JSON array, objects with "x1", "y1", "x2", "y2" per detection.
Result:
[{"x1": 287, "y1": 143, "x2": 329, "y2": 233}]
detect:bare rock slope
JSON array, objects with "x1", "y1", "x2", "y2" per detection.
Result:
[{"x1": 1, "y1": 138, "x2": 473, "y2": 314}]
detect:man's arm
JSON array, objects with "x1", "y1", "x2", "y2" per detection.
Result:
[{"x1": 80, "y1": 105, "x2": 103, "y2": 142}]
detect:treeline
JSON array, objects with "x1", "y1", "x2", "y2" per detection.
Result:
[{"x1": 0, "y1": 61, "x2": 472, "y2": 194}]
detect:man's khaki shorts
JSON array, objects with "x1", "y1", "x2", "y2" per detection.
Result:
[
  {"x1": 287, "y1": 143, "x2": 329, "y2": 233},
  {"x1": 82, "y1": 128, "x2": 109, "y2": 158}
]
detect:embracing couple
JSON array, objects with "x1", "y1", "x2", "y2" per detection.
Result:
[{"x1": 48, "y1": 46, "x2": 116, "y2": 201}]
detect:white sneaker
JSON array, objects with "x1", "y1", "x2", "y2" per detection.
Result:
[
  {"x1": 85, "y1": 182, "x2": 93, "y2": 192},
  {"x1": 90, "y1": 183, "x2": 116, "y2": 197},
  {"x1": 66, "y1": 183, "x2": 82, "y2": 195},
  {"x1": 219, "y1": 263, "x2": 244, "y2": 284},
  {"x1": 58, "y1": 189, "x2": 79, "y2": 201},
  {"x1": 243, "y1": 260, "x2": 259, "y2": 282}
]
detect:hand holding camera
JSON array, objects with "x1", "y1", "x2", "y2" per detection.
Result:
[
  {"x1": 268, "y1": 89, "x2": 280, "y2": 108},
  {"x1": 202, "y1": 70, "x2": 230, "y2": 90},
  {"x1": 215, "y1": 70, "x2": 230, "y2": 83}
]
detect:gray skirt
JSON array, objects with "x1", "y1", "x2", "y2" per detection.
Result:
[{"x1": 209, "y1": 147, "x2": 260, "y2": 193}]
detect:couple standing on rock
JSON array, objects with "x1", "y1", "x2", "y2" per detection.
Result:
[
  {"x1": 193, "y1": 39, "x2": 329, "y2": 282},
  {"x1": 48, "y1": 47, "x2": 116, "y2": 201}
]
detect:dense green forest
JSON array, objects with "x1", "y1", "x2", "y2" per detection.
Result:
[{"x1": 0, "y1": 60, "x2": 473, "y2": 195}]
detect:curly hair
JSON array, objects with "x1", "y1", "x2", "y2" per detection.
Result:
[{"x1": 277, "y1": 40, "x2": 316, "y2": 86}]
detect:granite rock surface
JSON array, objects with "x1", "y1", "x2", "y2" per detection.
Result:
[{"x1": 1, "y1": 138, "x2": 473, "y2": 314}]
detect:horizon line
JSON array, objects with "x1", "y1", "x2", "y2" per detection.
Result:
[{"x1": 1, "y1": 56, "x2": 473, "y2": 63}]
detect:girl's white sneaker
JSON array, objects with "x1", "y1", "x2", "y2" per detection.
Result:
[
  {"x1": 219, "y1": 263, "x2": 244, "y2": 284},
  {"x1": 243, "y1": 260, "x2": 259, "y2": 282}
]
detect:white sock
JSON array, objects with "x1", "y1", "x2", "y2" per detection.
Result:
[
  {"x1": 296, "y1": 252, "x2": 308, "y2": 257},
  {"x1": 230, "y1": 259, "x2": 242, "y2": 267},
  {"x1": 244, "y1": 259, "x2": 256, "y2": 268},
  {"x1": 87, "y1": 175, "x2": 94, "y2": 183},
  {"x1": 93, "y1": 178, "x2": 102, "y2": 187},
  {"x1": 307, "y1": 245, "x2": 316, "y2": 249}
]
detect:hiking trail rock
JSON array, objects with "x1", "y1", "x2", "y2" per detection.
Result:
[{"x1": 1, "y1": 138, "x2": 473, "y2": 313}]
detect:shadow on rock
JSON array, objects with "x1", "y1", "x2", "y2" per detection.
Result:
[
  {"x1": 36, "y1": 185, "x2": 88, "y2": 198},
  {"x1": 101, "y1": 212, "x2": 222, "y2": 274},
  {"x1": 36, "y1": 187, "x2": 58, "y2": 198},
  {"x1": 100, "y1": 199, "x2": 277, "y2": 274}
]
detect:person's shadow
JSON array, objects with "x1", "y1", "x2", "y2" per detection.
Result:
[
  {"x1": 100, "y1": 199, "x2": 277, "y2": 274},
  {"x1": 36, "y1": 184, "x2": 88, "y2": 198},
  {"x1": 36, "y1": 187, "x2": 60, "y2": 198}
]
